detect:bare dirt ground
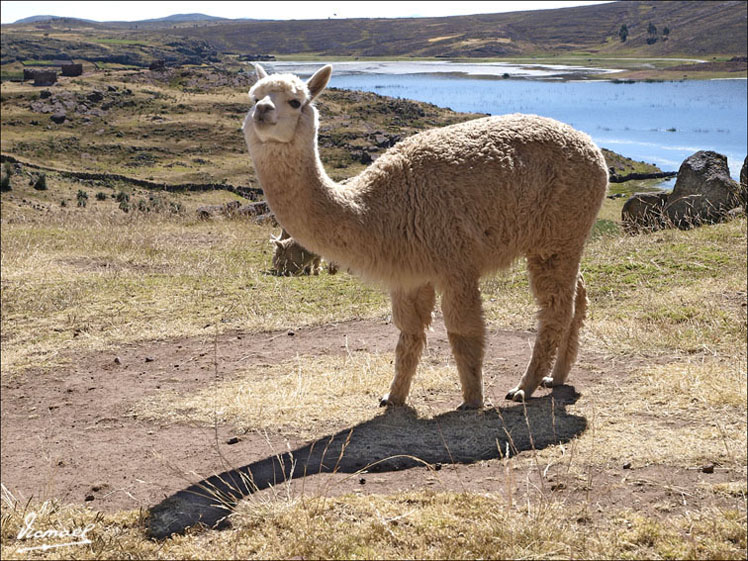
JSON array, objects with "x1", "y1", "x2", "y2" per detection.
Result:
[{"x1": 1, "y1": 318, "x2": 741, "y2": 530}]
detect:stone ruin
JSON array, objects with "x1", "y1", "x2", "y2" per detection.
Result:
[
  {"x1": 32, "y1": 71, "x2": 57, "y2": 87},
  {"x1": 61, "y1": 63, "x2": 83, "y2": 77}
]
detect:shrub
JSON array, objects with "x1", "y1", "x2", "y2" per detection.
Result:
[
  {"x1": 619, "y1": 23, "x2": 628, "y2": 42},
  {"x1": 1, "y1": 173, "x2": 10, "y2": 192},
  {"x1": 115, "y1": 191, "x2": 130, "y2": 203},
  {"x1": 119, "y1": 200, "x2": 130, "y2": 212},
  {"x1": 76, "y1": 189, "x2": 89, "y2": 207},
  {"x1": 33, "y1": 174, "x2": 48, "y2": 191},
  {"x1": 95, "y1": 191, "x2": 107, "y2": 201}
]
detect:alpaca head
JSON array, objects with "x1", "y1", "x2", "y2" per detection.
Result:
[{"x1": 243, "y1": 64, "x2": 332, "y2": 145}]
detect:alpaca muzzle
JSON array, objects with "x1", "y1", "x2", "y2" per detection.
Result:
[{"x1": 253, "y1": 100, "x2": 276, "y2": 124}]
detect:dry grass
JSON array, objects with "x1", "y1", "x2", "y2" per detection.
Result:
[
  {"x1": 1, "y1": 492, "x2": 745, "y2": 560},
  {"x1": 0, "y1": 210, "x2": 388, "y2": 378},
  {"x1": 135, "y1": 351, "x2": 460, "y2": 439}
]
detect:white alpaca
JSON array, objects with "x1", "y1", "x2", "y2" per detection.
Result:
[{"x1": 243, "y1": 64, "x2": 607, "y2": 407}]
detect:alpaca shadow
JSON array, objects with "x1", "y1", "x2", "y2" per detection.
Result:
[{"x1": 147, "y1": 386, "x2": 585, "y2": 539}]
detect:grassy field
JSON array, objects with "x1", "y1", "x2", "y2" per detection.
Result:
[{"x1": 1, "y1": 66, "x2": 746, "y2": 559}]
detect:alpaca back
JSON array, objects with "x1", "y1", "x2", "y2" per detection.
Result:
[{"x1": 340, "y1": 114, "x2": 607, "y2": 285}]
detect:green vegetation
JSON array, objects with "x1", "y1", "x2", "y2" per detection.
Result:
[{"x1": 618, "y1": 23, "x2": 628, "y2": 43}]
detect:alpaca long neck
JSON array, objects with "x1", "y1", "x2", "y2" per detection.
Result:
[{"x1": 253, "y1": 137, "x2": 363, "y2": 259}]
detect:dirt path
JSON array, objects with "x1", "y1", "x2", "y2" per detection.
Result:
[{"x1": 1, "y1": 318, "x2": 738, "y2": 530}]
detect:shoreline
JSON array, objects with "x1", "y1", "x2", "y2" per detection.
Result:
[{"x1": 256, "y1": 58, "x2": 747, "y2": 83}]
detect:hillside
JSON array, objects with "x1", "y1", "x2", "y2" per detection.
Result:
[
  {"x1": 1, "y1": 1, "x2": 745, "y2": 72},
  {"x1": 172, "y1": 0, "x2": 747, "y2": 58}
]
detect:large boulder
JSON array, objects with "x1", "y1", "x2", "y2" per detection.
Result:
[
  {"x1": 621, "y1": 192, "x2": 669, "y2": 232},
  {"x1": 664, "y1": 151, "x2": 742, "y2": 228}
]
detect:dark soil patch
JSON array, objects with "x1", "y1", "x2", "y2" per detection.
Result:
[{"x1": 1, "y1": 318, "x2": 742, "y2": 532}]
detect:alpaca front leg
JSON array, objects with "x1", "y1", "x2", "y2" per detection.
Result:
[
  {"x1": 442, "y1": 278, "x2": 485, "y2": 409},
  {"x1": 380, "y1": 284, "x2": 435, "y2": 407}
]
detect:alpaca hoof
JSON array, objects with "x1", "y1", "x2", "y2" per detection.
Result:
[
  {"x1": 379, "y1": 394, "x2": 404, "y2": 407},
  {"x1": 505, "y1": 388, "x2": 526, "y2": 402},
  {"x1": 457, "y1": 400, "x2": 483, "y2": 411},
  {"x1": 540, "y1": 376, "x2": 558, "y2": 388}
]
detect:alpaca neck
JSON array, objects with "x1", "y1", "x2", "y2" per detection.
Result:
[{"x1": 252, "y1": 134, "x2": 363, "y2": 259}]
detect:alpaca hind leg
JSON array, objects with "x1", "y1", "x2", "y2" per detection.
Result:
[
  {"x1": 541, "y1": 274, "x2": 587, "y2": 388},
  {"x1": 380, "y1": 283, "x2": 435, "y2": 406},
  {"x1": 442, "y1": 278, "x2": 485, "y2": 409},
  {"x1": 506, "y1": 254, "x2": 579, "y2": 402}
]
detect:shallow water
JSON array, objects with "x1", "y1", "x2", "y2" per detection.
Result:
[{"x1": 264, "y1": 61, "x2": 748, "y2": 180}]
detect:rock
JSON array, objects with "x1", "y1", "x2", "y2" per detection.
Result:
[
  {"x1": 621, "y1": 192, "x2": 668, "y2": 232},
  {"x1": 39, "y1": 89, "x2": 52, "y2": 99},
  {"x1": 196, "y1": 201, "x2": 236, "y2": 218},
  {"x1": 664, "y1": 151, "x2": 742, "y2": 228},
  {"x1": 236, "y1": 201, "x2": 270, "y2": 217},
  {"x1": 50, "y1": 111, "x2": 67, "y2": 124},
  {"x1": 87, "y1": 90, "x2": 104, "y2": 103},
  {"x1": 353, "y1": 150, "x2": 373, "y2": 164}
]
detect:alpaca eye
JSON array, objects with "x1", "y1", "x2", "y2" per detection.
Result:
[{"x1": 289, "y1": 99, "x2": 301, "y2": 109}]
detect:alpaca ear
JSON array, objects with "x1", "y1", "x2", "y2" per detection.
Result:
[
  {"x1": 307, "y1": 65, "x2": 332, "y2": 100},
  {"x1": 255, "y1": 63, "x2": 268, "y2": 80}
]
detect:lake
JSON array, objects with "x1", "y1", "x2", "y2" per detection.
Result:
[{"x1": 262, "y1": 61, "x2": 748, "y2": 180}]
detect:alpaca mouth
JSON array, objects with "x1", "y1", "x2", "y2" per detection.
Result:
[{"x1": 254, "y1": 114, "x2": 276, "y2": 126}]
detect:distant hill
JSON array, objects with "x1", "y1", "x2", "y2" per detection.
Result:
[
  {"x1": 13, "y1": 15, "x2": 95, "y2": 24},
  {"x1": 3, "y1": 1, "x2": 745, "y2": 67},
  {"x1": 138, "y1": 13, "x2": 228, "y2": 23},
  {"x1": 169, "y1": 0, "x2": 745, "y2": 58}
]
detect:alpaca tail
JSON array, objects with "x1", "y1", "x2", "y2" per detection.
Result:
[{"x1": 548, "y1": 273, "x2": 587, "y2": 386}]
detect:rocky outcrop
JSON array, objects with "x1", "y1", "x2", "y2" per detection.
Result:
[
  {"x1": 664, "y1": 151, "x2": 742, "y2": 228},
  {"x1": 622, "y1": 151, "x2": 744, "y2": 233}
]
